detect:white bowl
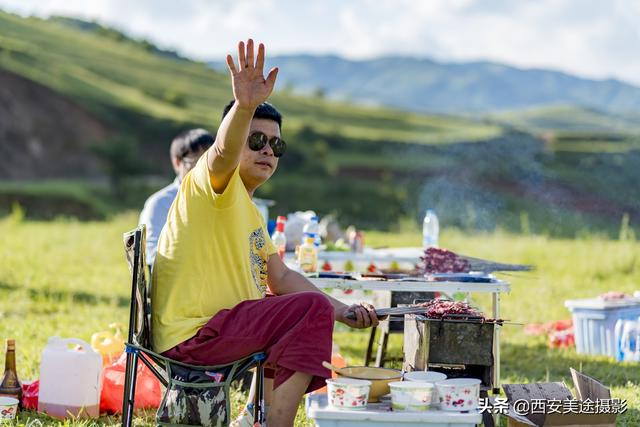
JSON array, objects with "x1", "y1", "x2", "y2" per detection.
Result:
[
  {"x1": 0, "y1": 396, "x2": 19, "y2": 420},
  {"x1": 403, "y1": 371, "x2": 447, "y2": 406},
  {"x1": 403, "y1": 371, "x2": 447, "y2": 383},
  {"x1": 326, "y1": 378, "x2": 371, "y2": 410},
  {"x1": 389, "y1": 381, "x2": 434, "y2": 412},
  {"x1": 436, "y1": 378, "x2": 481, "y2": 412}
]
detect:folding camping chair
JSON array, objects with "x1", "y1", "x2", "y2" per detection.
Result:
[{"x1": 121, "y1": 225, "x2": 266, "y2": 427}]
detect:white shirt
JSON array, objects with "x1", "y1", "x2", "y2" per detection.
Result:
[{"x1": 138, "y1": 178, "x2": 179, "y2": 267}]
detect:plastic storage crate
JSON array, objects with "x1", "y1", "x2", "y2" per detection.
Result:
[{"x1": 565, "y1": 297, "x2": 640, "y2": 358}]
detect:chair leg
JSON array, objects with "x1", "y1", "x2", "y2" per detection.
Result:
[
  {"x1": 121, "y1": 351, "x2": 139, "y2": 427},
  {"x1": 480, "y1": 389, "x2": 495, "y2": 427},
  {"x1": 253, "y1": 360, "x2": 265, "y2": 425}
]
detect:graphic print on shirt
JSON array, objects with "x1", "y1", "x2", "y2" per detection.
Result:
[{"x1": 249, "y1": 227, "x2": 268, "y2": 296}]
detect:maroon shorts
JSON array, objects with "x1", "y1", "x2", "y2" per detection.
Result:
[{"x1": 162, "y1": 291, "x2": 334, "y2": 393}]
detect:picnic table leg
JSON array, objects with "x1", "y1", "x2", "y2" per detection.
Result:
[
  {"x1": 492, "y1": 291, "x2": 501, "y2": 395},
  {"x1": 375, "y1": 321, "x2": 389, "y2": 367},
  {"x1": 364, "y1": 326, "x2": 376, "y2": 366}
]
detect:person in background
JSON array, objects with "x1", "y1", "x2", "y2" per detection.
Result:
[{"x1": 139, "y1": 129, "x2": 214, "y2": 267}]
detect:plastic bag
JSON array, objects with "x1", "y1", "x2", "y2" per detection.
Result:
[
  {"x1": 21, "y1": 380, "x2": 39, "y2": 410},
  {"x1": 100, "y1": 352, "x2": 162, "y2": 414}
]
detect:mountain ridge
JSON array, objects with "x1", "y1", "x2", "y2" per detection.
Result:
[{"x1": 205, "y1": 54, "x2": 640, "y2": 114}]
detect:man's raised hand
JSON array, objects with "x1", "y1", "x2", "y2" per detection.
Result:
[{"x1": 226, "y1": 39, "x2": 278, "y2": 111}]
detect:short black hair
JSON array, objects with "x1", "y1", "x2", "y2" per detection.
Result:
[
  {"x1": 170, "y1": 128, "x2": 214, "y2": 160},
  {"x1": 222, "y1": 100, "x2": 282, "y2": 130}
]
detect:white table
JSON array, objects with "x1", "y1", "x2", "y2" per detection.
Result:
[
  {"x1": 306, "y1": 394, "x2": 482, "y2": 427},
  {"x1": 317, "y1": 247, "x2": 424, "y2": 264},
  {"x1": 310, "y1": 277, "x2": 510, "y2": 394}
]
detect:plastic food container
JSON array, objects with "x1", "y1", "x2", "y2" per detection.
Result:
[
  {"x1": 326, "y1": 378, "x2": 371, "y2": 410},
  {"x1": 403, "y1": 371, "x2": 447, "y2": 406},
  {"x1": 436, "y1": 378, "x2": 481, "y2": 412},
  {"x1": 0, "y1": 397, "x2": 19, "y2": 420},
  {"x1": 389, "y1": 381, "x2": 434, "y2": 412}
]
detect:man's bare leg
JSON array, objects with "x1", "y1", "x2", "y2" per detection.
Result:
[{"x1": 267, "y1": 371, "x2": 312, "y2": 427}]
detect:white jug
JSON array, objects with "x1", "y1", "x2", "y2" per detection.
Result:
[
  {"x1": 619, "y1": 320, "x2": 640, "y2": 362},
  {"x1": 38, "y1": 337, "x2": 103, "y2": 419}
]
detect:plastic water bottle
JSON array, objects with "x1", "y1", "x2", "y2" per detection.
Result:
[
  {"x1": 271, "y1": 216, "x2": 287, "y2": 260},
  {"x1": 422, "y1": 209, "x2": 439, "y2": 248},
  {"x1": 302, "y1": 216, "x2": 320, "y2": 247}
]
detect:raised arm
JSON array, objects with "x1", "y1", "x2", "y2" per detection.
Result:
[{"x1": 207, "y1": 39, "x2": 279, "y2": 193}]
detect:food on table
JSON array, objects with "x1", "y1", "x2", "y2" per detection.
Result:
[
  {"x1": 599, "y1": 291, "x2": 631, "y2": 301},
  {"x1": 421, "y1": 247, "x2": 533, "y2": 273}
]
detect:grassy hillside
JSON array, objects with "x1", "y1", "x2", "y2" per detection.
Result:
[
  {"x1": 489, "y1": 105, "x2": 640, "y2": 135},
  {"x1": 0, "y1": 11, "x2": 500, "y2": 147},
  {"x1": 0, "y1": 10, "x2": 638, "y2": 236}
]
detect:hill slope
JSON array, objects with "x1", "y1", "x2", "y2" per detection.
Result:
[
  {"x1": 0, "y1": 68, "x2": 110, "y2": 179},
  {"x1": 0, "y1": 12, "x2": 638, "y2": 235},
  {"x1": 238, "y1": 54, "x2": 640, "y2": 114},
  {"x1": 489, "y1": 105, "x2": 640, "y2": 134},
  {"x1": 0, "y1": 11, "x2": 500, "y2": 164}
]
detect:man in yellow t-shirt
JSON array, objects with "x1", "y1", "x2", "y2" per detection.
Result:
[{"x1": 151, "y1": 39, "x2": 381, "y2": 427}]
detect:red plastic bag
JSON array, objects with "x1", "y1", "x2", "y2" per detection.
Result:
[
  {"x1": 21, "y1": 380, "x2": 39, "y2": 410},
  {"x1": 100, "y1": 352, "x2": 163, "y2": 414}
]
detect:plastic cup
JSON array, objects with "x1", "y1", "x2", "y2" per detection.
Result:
[
  {"x1": 326, "y1": 378, "x2": 371, "y2": 410},
  {"x1": 389, "y1": 381, "x2": 434, "y2": 412},
  {"x1": 0, "y1": 397, "x2": 19, "y2": 421}
]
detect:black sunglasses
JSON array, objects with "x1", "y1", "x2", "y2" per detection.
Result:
[{"x1": 248, "y1": 131, "x2": 286, "y2": 158}]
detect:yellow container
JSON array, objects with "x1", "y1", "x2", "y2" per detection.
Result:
[
  {"x1": 91, "y1": 323, "x2": 124, "y2": 365},
  {"x1": 336, "y1": 366, "x2": 402, "y2": 403}
]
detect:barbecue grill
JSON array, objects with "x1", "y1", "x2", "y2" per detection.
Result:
[{"x1": 403, "y1": 312, "x2": 499, "y2": 392}]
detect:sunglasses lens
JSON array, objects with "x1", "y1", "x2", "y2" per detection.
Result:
[
  {"x1": 270, "y1": 138, "x2": 286, "y2": 157},
  {"x1": 248, "y1": 132, "x2": 267, "y2": 151}
]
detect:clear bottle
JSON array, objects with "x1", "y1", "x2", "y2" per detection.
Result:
[
  {"x1": 0, "y1": 339, "x2": 23, "y2": 403},
  {"x1": 422, "y1": 209, "x2": 439, "y2": 248},
  {"x1": 271, "y1": 216, "x2": 287, "y2": 260},
  {"x1": 302, "y1": 216, "x2": 320, "y2": 244},
  {"x1": 297, "y1": 236, "x2": 318, "y2": 276}
]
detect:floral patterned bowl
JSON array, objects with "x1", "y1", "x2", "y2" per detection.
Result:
[
  {"x1": 435, "y1": 378, "x2": 481, "y2": 412},
  {"x1": 0, "y1": 397, "x2": 18, "y2": 420},
  {"x1": 326, "y1": 378, "x2": 372, "y2": 410},
  {"x1": 389, "y1": 381, "x2": 434, "y2": 412}
]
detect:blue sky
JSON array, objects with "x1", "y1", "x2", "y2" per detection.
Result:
[{"x1": 2, "y1": 0, "x2": 640, "y2": 85}]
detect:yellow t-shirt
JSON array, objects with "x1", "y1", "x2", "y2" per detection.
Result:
[{"x1": 151, "y1": 155, "x2": 276, "y2": 353}]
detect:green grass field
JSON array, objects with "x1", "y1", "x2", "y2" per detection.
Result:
[{"x1": 1, "y1": 213, "x2": 639, "y2": 426}]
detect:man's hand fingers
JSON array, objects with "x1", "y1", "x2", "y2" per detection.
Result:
[
  {"x1": 361, "y1": 306, "x2": 372, "y2": 328},
  {"x1": 238, "y1": 40, "x2": 246, "y2": 68},
  {"x1": 364, "y1": 304, "x2": 379, "y2": 327},
  {"x1": 255, "y1": 43, "x2": 265, "y2": 72},
  {"x1": 226, "y1": 54, "x2": 237, "y2": 74},
  {"x1": 246, "y1": 39, "x2": 254, "y2": 69},
  {"x1": 354, "y1": 305, "x2": 364, "y2": 328},
  {"x1": 265, "y1": 67, "x2": 278, "y2": 91}
]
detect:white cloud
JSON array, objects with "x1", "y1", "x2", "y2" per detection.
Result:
[{"x1": 1, "y1": 0, "x2": 639, "y2": 85}]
